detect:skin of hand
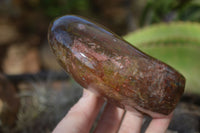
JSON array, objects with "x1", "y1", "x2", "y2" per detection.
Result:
[{"x1": 53, "y1": 89, "x2": 173, "y2": 133}]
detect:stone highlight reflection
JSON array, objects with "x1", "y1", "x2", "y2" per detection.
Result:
[{"x1": 48, "y1": 15, "x2": 185, "y2": 117}]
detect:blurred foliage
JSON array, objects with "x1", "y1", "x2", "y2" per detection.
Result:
[
  {"x1": 124, "y1": 22, "x2": 200, "y2": 94},
  {"x1": 37, "y1": 0, "x2": 90, "y2": 18},
  {"x1": 7, "y1": 0, "x2": 91, "y2": 19},
  {"x1": 178, "y1": 0, "x2": 200, "y2": 21},
  {"x1": 140, "y1": 0, "x2": 200, "y2": 26}
]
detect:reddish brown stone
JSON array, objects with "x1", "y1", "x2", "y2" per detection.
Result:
[{"x1": 48, "y1": 15, "x2": 185, "y2": 117}]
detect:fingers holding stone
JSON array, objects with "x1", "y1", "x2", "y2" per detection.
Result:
[
  {"x1": 52, "y1": 87, "x2": 173, "y2": 133},
  {"x1": 53, "y1": 89, "x2": 104, "y2": 133}
]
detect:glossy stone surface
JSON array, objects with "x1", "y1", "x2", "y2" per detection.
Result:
[{"x1": 48, "y1": 15, "x2": 185, "y2": 117}]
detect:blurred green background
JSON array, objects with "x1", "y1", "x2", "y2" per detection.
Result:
[{"x1": 0, "y1": 0, "x2": 200, "y2": 132}]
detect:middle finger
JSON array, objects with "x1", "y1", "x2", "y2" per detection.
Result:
[
  {"x1": 94, "y1": 103, "x2": 125, "y2": 133},
  {"x1": 118, "y1": 111, "x2": 144, "y2": 133}
]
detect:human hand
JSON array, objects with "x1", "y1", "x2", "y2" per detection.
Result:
[{"x1": 53, "y1": 89, "x2": 173, "y2": 133}]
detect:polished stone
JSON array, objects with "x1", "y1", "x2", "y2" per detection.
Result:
[{"x1": 48, "y1": 15, "x2": 185, "y2": 117}]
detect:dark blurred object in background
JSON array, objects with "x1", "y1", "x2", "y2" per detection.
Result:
[{"x1": 0, "y1": 73, "x2": 20, "y2": 129}]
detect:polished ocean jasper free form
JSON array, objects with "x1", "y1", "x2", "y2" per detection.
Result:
[{"x1": 48, "y1": 15, "x2": 185, "y2": 117}]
